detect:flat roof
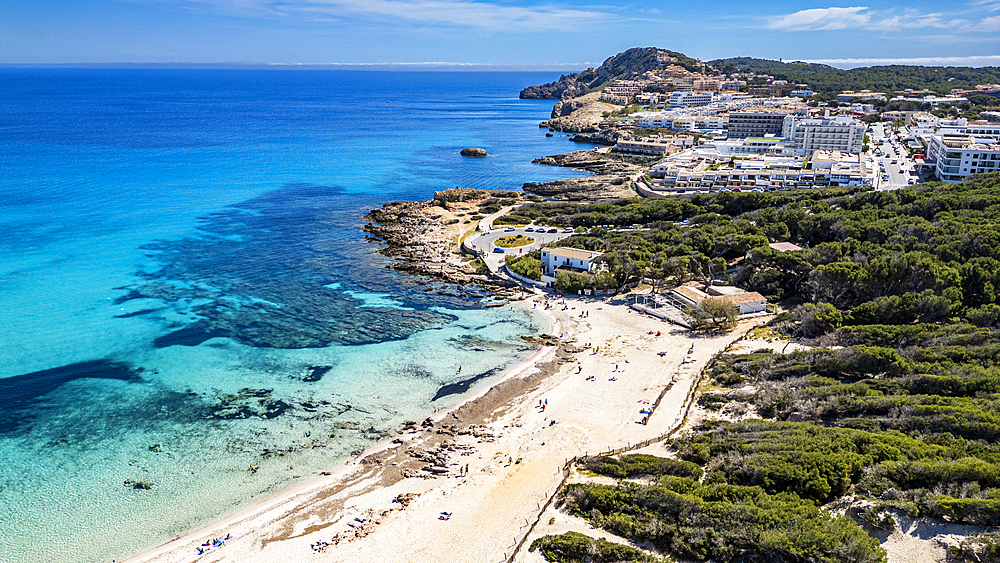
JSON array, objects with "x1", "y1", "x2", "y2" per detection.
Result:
[
  {"x1": 542, "y1": 247, "x2": 602, "y2": 260},
  {"x1": 707, "y1": 292, "x2": 767, "y2": 305}
]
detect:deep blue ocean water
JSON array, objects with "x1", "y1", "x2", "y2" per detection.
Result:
[{"x1": 0, "y1": 69, "x2": 593, "y2": 563}]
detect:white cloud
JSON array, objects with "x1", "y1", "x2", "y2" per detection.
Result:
[
  {"x1": 766, "y1": 7, "x2": 871, "y2": 31},
  {"x1": 808, "y1": 55, "x2": 1000, "y2": 68},
  {"x1": 133, "y1": 0, "x2": 611, "y2": 31},
  {"x1": 972, "y1": 14, "x2": 1000, "y2": 30},
  {"x1": 769, "y1": 5, "x2": 1000, "y2": 34}
]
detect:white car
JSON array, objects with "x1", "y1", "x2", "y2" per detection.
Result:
[{"x1": 562, "y1": 227, "x2": 574, "y2": 233}]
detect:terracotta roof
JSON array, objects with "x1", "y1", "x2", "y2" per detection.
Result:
[{"x1": 707, "y1": 292, "x2": 766, "y2": 305}]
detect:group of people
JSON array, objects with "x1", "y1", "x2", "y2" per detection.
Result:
[{"x1": 194, "y1": 534, "x2": 231, "y2": 556}]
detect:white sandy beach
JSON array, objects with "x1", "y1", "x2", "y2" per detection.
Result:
[{"x1": 124, "y1": 294, "x2": 758, "y2": 563}]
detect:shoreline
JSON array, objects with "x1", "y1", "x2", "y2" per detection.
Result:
[
  {"x1": 123, "y1": 300, "x2": 561, "y2": 563},
  {"x1": 124, "y1": 294, "x2": 758, "y2": 563}
]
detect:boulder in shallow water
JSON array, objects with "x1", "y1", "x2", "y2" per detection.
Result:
[{"x1": 460, "y1": 147, "x2": 487, "y2": 157}]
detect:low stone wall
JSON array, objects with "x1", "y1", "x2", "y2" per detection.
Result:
[{"x1": 503, "y1": 265, "x2": 547, "y2": 289}]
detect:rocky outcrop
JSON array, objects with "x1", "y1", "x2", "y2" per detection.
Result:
[
  {"x1": 539, "y1": 92, "x2": 617, "y2": 134},
  {"x1": 520, "y1": 47, "x2": 701, "y2": 100},
  {"x1": 519, "y1": 74, "x2": 582, "y2": 100},
  {"x1": 364, "y1": 200, "x2": 521, "y2": 293},
  {"x1": 570, "y1": 129, "x2": 624, "y2": 146},
  {"x1": 522, "y1": 150, "x2": 659, "y2": 201},
  {"x1": 460, "y1": 147, "x2": 487, "y2": 157}
]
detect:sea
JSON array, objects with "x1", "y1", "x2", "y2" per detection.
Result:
[{"x1": 0, "y1": 69, "x2": 593, "y2": 563}]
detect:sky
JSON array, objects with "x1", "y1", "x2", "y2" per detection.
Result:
[{"x1": 1, "y1": 0, "x2": 999, "y2": 68}]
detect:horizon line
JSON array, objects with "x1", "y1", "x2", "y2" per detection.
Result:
[
  {"x1": 0, "y1": 61, "x2": 597, "y2": 71},
  {"x1": 3, "y1": 56, "x2": 1000, "y2": 71}
]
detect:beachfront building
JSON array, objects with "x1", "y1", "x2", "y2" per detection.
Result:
[
  {"x1": 539, "y1": 247, "x2": 604, "y2": 287},
  {"x1": 781, "y1": 114, "x2": 865, "y2": 155},
  {"x1": 668, "y1": 282, "x2": 768, "y2": 316},
  {"x1": 926, "y1": 134, "x2": 1000, "y2": 182},
  {"x1": 540, "y1": 247, "x2": 603, "y2": 276}
]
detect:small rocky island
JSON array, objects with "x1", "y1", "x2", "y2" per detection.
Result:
[{"x1": 460, "y1": 147, "x2": 487, "y2": 157}]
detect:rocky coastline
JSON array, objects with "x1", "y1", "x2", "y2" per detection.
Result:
[
  {"x1": 538, "y1": 91, "x2": 619, "y2": 135},
  {"x1": 363, "y1": 191, "x2": 522, "y2": 295},
  {"x1": 522, "y1": 149, "x2": 654, "y2": 201}
]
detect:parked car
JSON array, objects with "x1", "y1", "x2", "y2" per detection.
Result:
[
  {"x1": 562, "y1": 227, "x2": 574, "y2": 233},
  {"x1": 524, "y1": 227, "x2": 534, "y2": 232},
  {"x1": 504, "y1": 226, "x2": 515, "y2": 232},
  {"x1": 547, "y1": 228, "x2": 558, "y2": 233}
]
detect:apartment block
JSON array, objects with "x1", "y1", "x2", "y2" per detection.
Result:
[
  {"x1": 927, "y1": 134, "x2": 1000, "y2": 182},
  {"x1": 726, "y1": 111, "x2": 790, "y2": 139},
  {"x1": 781, "y1": 114, "x2": 865, "y2": 155},
  {"x1": 668, "y1": 91, "x2": 714, "y2": 108}
]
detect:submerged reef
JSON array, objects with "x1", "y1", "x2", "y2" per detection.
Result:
[{"x1": 115, "y1": 184, "x2": 489, "y2": 349}]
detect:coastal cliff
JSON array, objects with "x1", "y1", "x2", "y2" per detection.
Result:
[{"x1": 538, "y1": 92, "x2": 621, "y2": 136}]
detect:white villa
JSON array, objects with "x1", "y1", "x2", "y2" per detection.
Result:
[{"x1": 539, "y1": 247, "x2": 604, "y2": 287}]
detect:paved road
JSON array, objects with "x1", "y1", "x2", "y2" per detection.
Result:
[
  {"x1": 871, "y1": 123, "x2": 920, "y2": 191},
  {"x1": 468, "y1": 226, "x2": 574, "y2": 273}
]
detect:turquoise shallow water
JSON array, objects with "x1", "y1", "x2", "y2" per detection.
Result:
[{"x1": 0, "y1": 69, "x2": 591, "y2": 563}]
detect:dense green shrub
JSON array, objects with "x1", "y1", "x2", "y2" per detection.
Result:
[
  {"x1": 560, "y1": 475, "x2": 885, "y2": 563},
  {"x1": 530, "y1": 532, "x2": 663, "y2": 563},
  {"x1": 580, "y1": 454, "x2": 703, "y2": 480}
]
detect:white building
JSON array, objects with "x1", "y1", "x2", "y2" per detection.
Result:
[
  {"x1": 911, "y1": 112, "x2": 939, "y2": 137},
  {"x1": 938, "y1": 119, "x2": 1000, "y2": 142},
  {"x1": 837, "y1": 90, "x2": 886, "y2": 102},
  {"x1": 637, "y1": 114, "x2": 725, "y2": 131},
  {"x1": 782, "y1": 114, "x2": 865, "y2": 155},
  {"x1": 926, "y1": 134, "x2": 1000, "y2": 182},
  {"x1": 539, "y1": 247, "x2": 604, "y2": 286},
  {"x1": 614, "y1": 136, "x2": 694, "y2": 156},
  {"x1": 668, "y1": 91, "x2": 715, "y2": 108},
  {"x1": 669, "y1": 283, "x2": 768, "y2": 316}
]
